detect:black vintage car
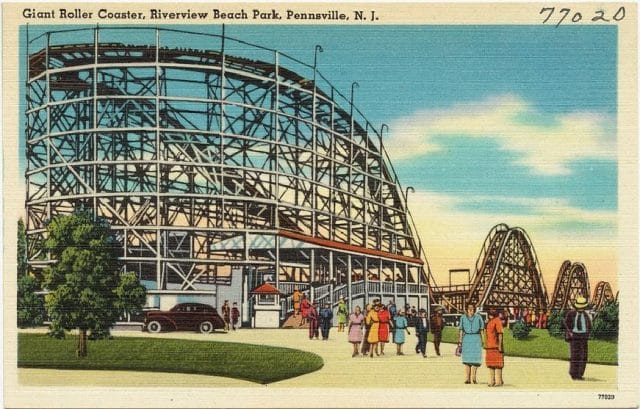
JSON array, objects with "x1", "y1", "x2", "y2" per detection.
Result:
[{"x1": 143, "y1": 303, "x2": 226, "y2": 333}]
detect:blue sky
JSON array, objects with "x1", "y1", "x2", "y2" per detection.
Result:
[{"x1": 20, "y1": 24, "x2": 618, "y2": 285}]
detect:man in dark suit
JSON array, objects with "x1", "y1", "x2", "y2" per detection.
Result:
[
  {"x1": 430, "y1": 307, "x2": 446, "y2": 356},
  {"x1": 414, "y1": 309, "x2": 429, "y2": 357},
  {"x1": 563, "y1": 296, "x2": 592, "y2": 380}
]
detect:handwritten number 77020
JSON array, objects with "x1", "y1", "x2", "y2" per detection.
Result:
[{"x1": 540, "y1": 7, "x2": 625, "y2": 27}]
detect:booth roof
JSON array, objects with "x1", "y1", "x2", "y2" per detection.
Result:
[{"x1": 250, "y1": 282, "x2": 282, "y2": 295}]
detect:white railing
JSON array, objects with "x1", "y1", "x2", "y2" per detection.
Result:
[
  {"x1": 352, "y1": 281, "x2": 365, "y2": 297},
  {"x1": 333, "y1": 284, "x2": 348, "y2": 302},
  {"x1": 269, "y1": 279, "x2": 429, "y2": 321},
  {"x1": 278, "y1": 281, "x2": 310, "y2": 295},
  {"x1": 367, "y1": 281, "x2": 381, "y2": 293},
  {"x1": 314, "y1": 292, "x2": 330, "y2": 305},
  {"x1": 314, "y1": 283, "x2": 331, "y2": 300},
  {"x1": 381, "y1": 282, "x2": 394, "y2": 294}
]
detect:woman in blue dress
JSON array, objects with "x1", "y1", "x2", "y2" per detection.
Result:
[
  {"x1": 393, "y1": 309, "x2": 411, "y2": 355},
  {"x1": 457, "y1": 304, "x2": 485, "y2": 384}
]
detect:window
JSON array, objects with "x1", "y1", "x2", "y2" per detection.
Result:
[{"x1": 258, "y1": 294, "x2": 276, "y2": 305}]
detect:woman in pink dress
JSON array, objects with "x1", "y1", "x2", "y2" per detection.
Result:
[
  {"x1": 348, "y1": 306, "x2": 365, "y2": 357},
  {"x1": 377, "y1": 304, "x2": 392, "y2": 355}
]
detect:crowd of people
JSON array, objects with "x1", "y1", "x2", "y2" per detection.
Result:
[
  {"x1": 341, "y1": 298, "x2": 447, "y2": 359},
  {"x1": 242, "y1": 290, "x2": 590, "y2": 385},
  {"x1": 291, "y1": 297, "x2": 506, "y2": 387},
  {"x1": 496, "y1": 307, "x2": 549, "y2": 329}
]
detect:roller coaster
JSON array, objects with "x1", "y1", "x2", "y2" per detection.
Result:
[
  {"x1": 24, "y1": 26, "x2": 431, "y2": 325},
  {"x1": 432, "y1": 224, "x2": 614, "y2": 313}
]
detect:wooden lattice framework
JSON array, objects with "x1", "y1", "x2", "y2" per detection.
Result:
[
  {"x1": 25, "y1": 26, "x2": 431, "y2": 309},
  {"x1": 591, "y1": 280, "x2": 615, "y2": 311},
  {"x1": 549, "y1": 261, "x2": 590, "y2": 311}
]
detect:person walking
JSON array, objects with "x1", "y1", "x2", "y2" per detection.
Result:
[
  {"x1": 366, "y1": 303, "x2": 381, "y2": 358},
  {"x1": 377, "y1": 304, "x2": 392, "y2": 355},
  {"x1": 221, "y1": 300, "x2": 231, "y2": 331},
  {"x1": 308, "y1": 302, "x2": 320, "y2": 340},
  {"x1": 430, "y1": 307, "x2": 446, "y2": 356},
  {"x1": 230, "y1": 302, "x2": 240, "y2": 330},
  {"x1": 300, "y1": 294, "x2": 311, "y2": 327},
  {"x1": 388, "y1": 299, "x2": 397, "y2": 319},
  {"x1": 292, "y1": 287, "x2": 302, "y2": 317},
  {"x1": 348, "y1": 306, "x2": 365, "y2": 357},
  {"x1": 388, "y1": 299, "x2": 397, "y2": 342},
  {"x1": 393, "y1": 309, "x2": 410, "y2": 355},
  {"x1": 457, "y1": 304, "x2": 485, "y2": 384},
  {"x1": 485, "y1": 308, "x2": 504, "y2": 387},
  {"x1": 360, "y1": 304, "x2": 372, "y2": 356},
  {"x1": 319, "y1": 302, "x2": 333, "y2": 340},
  {"x1": 414, "y1": 309, "x2": 429, "y2": 357},
  {"x1": 564, "y1": 296, "x2": 592, "y2": 380},
  {"x1": 336, "y1": 297, "x2": 348, "y2": 332}
]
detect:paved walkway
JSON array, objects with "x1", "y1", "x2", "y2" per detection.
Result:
[{"x1": 18, "y1": 328, "x2": 616, "y2": 390}]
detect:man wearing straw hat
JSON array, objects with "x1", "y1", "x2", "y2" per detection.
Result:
[{"x1": 563, "y1": 296, "x2": 592, "y2": 380}]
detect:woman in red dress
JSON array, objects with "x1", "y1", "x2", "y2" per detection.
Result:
[
  {"x1": 485, "y1": 308, "x2": 504, "y2": 387},
  {"x1": 377, "y1": 303, "x2": 393, "y2": 355},
  {"x1": 299, "y1": 294, "x2": 311, "y2": 327}
]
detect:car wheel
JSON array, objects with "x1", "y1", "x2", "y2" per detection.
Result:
[
  {"x1": 147, "y1": 320, "x2": 162, "y2": 333},
  {"x1": 199, "y1": 321, "x2": 214, "y2": 333}
]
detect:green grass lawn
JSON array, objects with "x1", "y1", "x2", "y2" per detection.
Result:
[
  {"x1": 431, "y1": 327, "x2": 617, "y2": 365},
  {"x1": 18, "y1": 333, "x2": 323, "y2": 384}
]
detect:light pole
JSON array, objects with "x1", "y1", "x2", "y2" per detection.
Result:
[
  {"x1": 380, "y1": 123, "x2": 388, "y2": 166},
  {"x1": 313, "y1": 44, "x2": 323, "y2": 72},
  {"x1": 350, "y1": 81, "x2": 359, "y2": 121},
  {"x1": 313, "y1": 45, "x2": 323, "y2": 94},
  {"x1": 404, "y1": 186, "x2": 415, "y2": 207}
]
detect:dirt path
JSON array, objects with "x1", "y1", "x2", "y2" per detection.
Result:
[{"x1": 18, "y1": 328, "x2": 616, "y2": 390}]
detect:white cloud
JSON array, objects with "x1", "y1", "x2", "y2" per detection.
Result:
[
  {"x1": 406, "y1": 190, "x2": 617, "y2": 290},
  {"x1": 387, "y1": 94, "x2": 615, "y2": 175}
]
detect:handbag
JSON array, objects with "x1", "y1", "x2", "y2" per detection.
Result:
[{"x1": 455, "y1": 344, "x2": 462, "y2": 356}]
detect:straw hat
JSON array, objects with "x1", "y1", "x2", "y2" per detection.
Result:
[{"x1": 574, "y1": 296, "x2": 588, "y2": 309}]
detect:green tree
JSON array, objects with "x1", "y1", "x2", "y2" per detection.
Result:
[
  {"x1": 591, "y1": 300, "x2": 618, "y2": 340},
  {"x1": 546, "y1": 309, "x2": 566, "y2": 338},
  {"x1": 510, "y1": 319, "x2": 531, "y2": 340},
  {"x1": 43, "y1": 211, "x2": 145, "y2": 357},
  {"x1": 17, "y1": 218, "x2": 28, "y2": 277},
  {"x1": 115, "y1": 272, "x2": 148, "y2": 320},
  {"x1": 17, "y1": 275, "x2": 45, "y2": 327},
  {"x1": 89, "y1": 272, "x2": 147, "y2": 340}
]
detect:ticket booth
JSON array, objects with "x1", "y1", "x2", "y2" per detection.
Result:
[{"x1": 251, "y1": 282, "x2": 282, "y2": 328}]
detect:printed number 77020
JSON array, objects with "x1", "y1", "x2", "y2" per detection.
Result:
[
  {"x1": 598, "y1": 394, "x2": 615, "y2": 400},
  {"x1": 540, "y1": 7, "x2": 625, "y2": 27}
]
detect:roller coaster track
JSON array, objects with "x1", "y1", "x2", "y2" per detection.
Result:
[
  {"x1": 549, "y1": 261, "x2": 590, "y2": 310},
  {"x1": 591, "y1": 280, "x2": 615, "y2": 311},
  {"x1": 467, "y1": 224, "x2": 549, "y2": 310}
]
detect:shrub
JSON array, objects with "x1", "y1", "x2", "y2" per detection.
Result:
[
  {"x1": 511, "y1": 319, "x2": 531, "y2": 340},
  {"x1": 591, "y1": 300, "x2": 618, "y2": 340},
  {"x1": 546, "y1": 309, "x2": 566, "y2": 338}
]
